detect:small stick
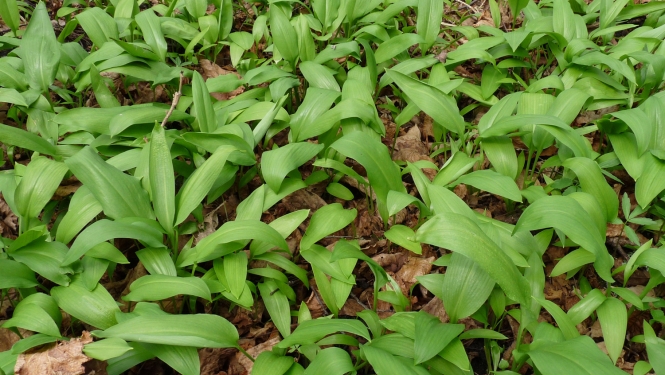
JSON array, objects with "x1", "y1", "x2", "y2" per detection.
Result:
[{"x1": 161, "y1": 70, "x2": 185, "y2": 128}]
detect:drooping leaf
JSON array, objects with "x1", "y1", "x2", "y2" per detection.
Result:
[
  {"x1": 453, "y1": 169, "x2": 522, "y2": 202},
  {"x1": 276, "y1": 318, "x2": 371, "y2": 348},
  {"x1": 262, "y1": 142, "x2": 324, "y2": 193}
]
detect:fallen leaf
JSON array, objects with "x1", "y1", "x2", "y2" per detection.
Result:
[
  {"x1": 395, "y1": 256, "x2": 434, "y2": 294},
  {"x1": 236, "y1": 336, "x2": 281, "y2": 374},
  {"x1": 421, "y1": 297, "x2": 449, "y2": 323},
  {"x1": 14, "y1": 332, "x2": 102, "y2": 375}
]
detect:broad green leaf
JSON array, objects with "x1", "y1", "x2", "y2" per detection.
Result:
[
  {"x1": 385, "y1": 225, "x2": 422, "y2": 254},
  {"x1": 534, "y1": 296, "x2": 579, "y2": 340},
  {"x1": 300, "y1": 204, "x2": 357, "y2": 250},
  {"x1": 76, "y1": 7, "x2": 118, "y2": 47},
  {"x1": 453, "y1": 169, "x2": 522, "y2": 202},
  {"x1": 414, "y1": 311, "x2": 464, "y2": 364},
  {"x1": 635, "y1": 154, "x2": 665, "y2": 208},
  {"x1": 302, "y1": 347, "x2": 354, "y2": 375},
  {"x1": 0, "y1": 61, "x2": 28, "y2": 91},
  {"x1": 56, "y1": 186, "x2": 102, "y2": 244},
  {"x1": 550, "y1": 249, "x2": 596, "y2": 278},
  {"x1": 481, "y1": 65, "x2": 504, "y2": 100},
  {"x1": 175, "y1": 146, "x2": 236, "y2": 225},
  {"x1": 192, "y1": 71, "x2": 217, "y2": 133},
  {"x1": 95, "y1": 314, "x2": 239, "y2": 348},
  {"x1": 105, "y1": 341, "x2": 155, "y2": 375},
  {"x1": 144, "y1": 344, "x2": 200, "y2": 375},
  {"x1": 84, "y1": 338, "x2": 134, "y2": 361},
  {"x1": 179, "y1": 220, "x2": 288, "y2": 266},
  {"x1": 563, "y1": 157, "x2": 618, "y2": 221},
  {"x1": 22, "y1": 2, "x2": 60, "y2": 93},
  {"x1": 135, "y1": 9, "x2": 167, "y2": 61},
  {"x1": 0, "y1": 0, "x2": 19, "y2": 34},
  {"x1": 567, "y1": 288, "x2": 606, "y2": 325},
  {"x1": 252, "y1": 351, "x2": 294, "y2": 375},
  {"x1": 375, "y1": 33, "x2": 424, "y2": 63},
  {"x1": 574, "y1": 52, "x2": 635, "y2": 85},
  {"x1": 529, "y1": 336, "x2": 627, "y2": 375},
  {"x1": 277, "y1": 318, "x2": 371, "y2": 348},
  {"x1": 300, "y1": 61, "x2": 340, "y2": 91},
  {"x1": 433, "y1": 152, "x2": 479, "y2": 186},
  {"x1": 90, "y1": 65, "x2": 120, "y2": 108},
  {"x1": 416, "y1": 213, "x2": 530, "y2": 305},
  {"x1": 65, "y1": 147, "x2": 154, "y2": 220},
  {"x1": 482, "y1": 136, "x2": 518, "y2": 179},
  {"x1": 270, "y1": 6, "x2": 299, "y2": 65},
  {"x1": 597, "y1": 297, "x2": 627, "y2": 364},
  {"x1": 14, "y1": 157, "x2": 68, "y2": 219},
  {"x1": 361, "y1": 345, "x2": 421, "y2": 375},
  {"x1": 136, "y1": 247, "x2": 176, "y2": 277},
  {"x1": 258, "y1": 280, "x2": 291, "y2": 338},
  {"x1": 441, "y1": 252, "x2": 495, "y2": 323},
  {"x1": 416, "y1": 0, "x2": 443, "y2": 52},
  {"x1": 0, "y1": 88, "x2": 28, "y2": 107},
  {"x1": 108, "y1": 106, "x2": 191, "y2": 136},
  {"x1": 613, "y1": 108, "x2": 653, "y2": 157},
  {"x1": 63, "y1": 219, "x2": 164, "y2": 265},
  {"x1": 0, "y1": 123, "x2": 57, "y2": 156},
  {"x1": 11, "y1": 240, "x2": 71, "y2": 286},
  {"x1": 262, "y1": 142, "x2": 324, "y2": 193},
  {"x1": 224, "y1": 252, "x2": 248, "y2": 299},
  {"x1": 386, "y1": 70, "x2": 464, "y2": 134},
  {"x1": 124, "y1": 275, "x2": 211, "y2": 302},
  {"x1": 644, "y1": 321, "x2": 665, "y2": 375},
  {"x1": 2, "y1": 295, "x2": 61, "y2": 337},
  {"x1": 0, "y1": 259, "x2": 38, "y2": 289},
  {"x1": 150, "y1": 124, "x2": 176, "y2": 234},
  {"x1": 326, "y1": 182, "x2": 354, "y2": 200},
  {"x1": 330, "y1": 132, "x2": 405, "y2": 221},
  {"x1": 52, "y1": 280, "x2": 120, "y2": 329},
  {"x1": 514, "y1": 196, "x2": 613, "y2": 282}
]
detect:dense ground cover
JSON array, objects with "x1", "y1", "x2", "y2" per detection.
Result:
[{"x1": 2, "y1": 0, "x2": 665, "y2": 374}]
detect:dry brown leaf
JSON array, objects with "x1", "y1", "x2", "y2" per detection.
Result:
[
  {"x1": 421, "y1": 297, "x2": 449, "y2": 323},
  {"x1": 199, "y1": 59, "x2": 245, "y2": 101},
  {"x1": 14, "y1": 332, "x2": 102, "y2": 375},
  {"x1": 395, "y1": 256, "x2": 434, "y2": 294},
  {"x1": 282, "y1": 188, "x2": 327, "y2": 212},
  {"x1": 236, "y1": 336, "x2": 282, "y2": 374}
]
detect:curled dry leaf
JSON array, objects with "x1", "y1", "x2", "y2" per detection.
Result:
[{"x1": 395, "y1": 256, "x2": 434, "y2": 294}]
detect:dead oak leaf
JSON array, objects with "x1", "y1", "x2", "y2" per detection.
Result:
[{"x1": 14, "y1": 332, "x2": 101, "y2": 375}]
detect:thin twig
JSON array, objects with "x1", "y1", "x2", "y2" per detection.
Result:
[{"x1": 161, "y1": 70, "x2": 185, "y2": 128}]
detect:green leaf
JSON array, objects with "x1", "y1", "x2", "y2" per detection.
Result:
[
  {"x1": 14, "y1": 157, "x2": 68, "y2": 219},
  {"x1": 385, "y1": 225, "x2": 422, "y2": 254},
  {"x1": 109, "y1": 106, "x2": 191, "y2": 136},
  {"x1": 65, "y1": 147, "x2": 154, "y2": 220},
  {"x1": 124, "y1": 275, "x2": 211, "y2": 302},
  {"x1": 300, "y1": 61, "x2": 340, "y2": 91},
  {"x1": 375, "y1": 33, "x2": 424, "y2": 64},
  {"x1": 574, "y1": 52, "x2": 635, "y2": 85},
  {"x1": 175, "y1": 146, "x2": 236, "y2": 225},
  {"x1": 252, "y1": 351, "x2": 294, "y2": 375},
  {"x1": 482, "y1": 136, "x2": 518, "y2": 179},
  {"x1": 224, "y1": 252, "x2": 248, "y2": 299},
  {"x1": 179, "y1": 220, "x2": 288, "y2": 266},
  {"x1": 276, "y1": 318, "x2": 371, "y2": 348},
  {"x1": 386, "y1": 70, "x2": 464, "y2": 134},
  {"x1": 2, "y1": 294, "x2": 61, "y2": 337},
  {"x1": 0, "y1": 259, "x2": 38, "y2": 288},
  {"x1": 84, "y1": 338, "x2": 134, "y2": 361},
  {"x1": 534, "y1": 296, "x2": 579, "y2": 340},
  {"x1": 52, "y1": 280, "x2": 120, "y2": 329},
  {"x1": 11, "y1": 240, "x2": 71, "y2": 286},
  {"x1": 326, "y1": 182, "x2": 354, "y2": 200},
  {"x1": 529, "y1": 336, "x2": 627, "y2": 375},
  {"x1": 514, "y1": 196, "x2": 613, "y2": 282},
  {"x1": 135, "y1": 9, "x2": 167, "y2": 61},
  {"x1": 258, "y1": 280, "x2": 292, "y2": 338},
  {"x1": 362, "y1": 345, "x2": 422, "y2": 375},
  {"x1": 303, "y1": 347, "x2": 354, "y2": 375},
  {"x1": 90, "y1": 65, "x2": 120, "y2": 108},
  {"x1": 635, "y1": 154, "x2": 665, "y2": 208},
  {"x1": 596, "y1": 297, "x2": 627, "y2": 364},
  {"x1": 563, "y1": 157, "x2": 618, "y2": 222},
  {"x1": 270, "y1": 6, "x2": 299, "y2": 65},
  {"x1": 63, "y1": 219, "x2": 165, "y2": 266},
  {"x1": 330, "y1": 132, "x2": 405, "y2": 221},
  {"x1": 0, "y1": 123, "x2": 57, "y2": 156},
  {"x1": 76, "y1": 7, "x2": 118, "y2": 47},
  {"x1": 644, "y1": 321, "x2": 665, "y2": 375},
  {"x1": 441, "y1": 252, "x2": 495, "y2": 323},
  {"x1": 55, "y1": 186, "x2": 102, "y2": 244},
  {"x1": 262, "y1": 142, "x2": 324, "y2": 193},
  {"x1": 300, "y1": 204, "x2": 357, "y2": 250},
  {"x1": 191, "y1": 71, "x2": 217, "y2": 133},
  {"x1": 149, "y1": 124, "x2": 176, "y2": 234},
  {"x1": 144, "y1": 344, "x2": 200, "y2": 375},
  {"x1": 416, "y1": 213, "x2": 530, "y2": 305},
  {"x1": 95, "y1": 313, "x2": 239, "y2": 348},
  {"x1": 22, "y1": 2, "x2": 60, "y2": 93},
  {"x1": 416, "y1": 0, "x2": 443, "y2": 52},
  {"x1": 136, "y1": 247, "x2": 177, "y2": 276},
  {"x1": 453, "y1": 169, "x2": 522, "y2": 202},
  {"x1": 550, "y1": 249, "x2": 596, "y2": 278},
  {"x1": 414, "y1": 311, "x2": 464, "y2": 364},
  {"x1": 0, "y1": 0, "x2": 19, "y2": 34}
]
